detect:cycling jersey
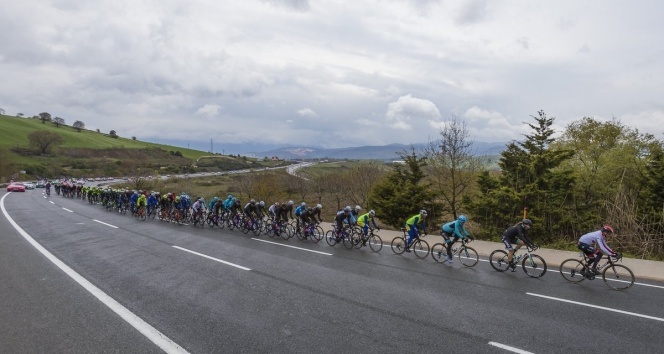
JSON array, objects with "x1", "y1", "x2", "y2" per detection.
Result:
[
  {"x1": 579, "y1": 230, "x2": 615, "y2": 256},
  {"x1": 502, "y1": 223, "x2": 534, "y2": 248},
  {"x1": 442, "y1": 220, "x2": 470, "y2": 239}
]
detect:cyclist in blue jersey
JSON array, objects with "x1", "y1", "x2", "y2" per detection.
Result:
[{"x1": 440, "y1": 215, "x2": 474, "y2": 263}]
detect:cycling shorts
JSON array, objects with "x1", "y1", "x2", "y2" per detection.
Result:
[
  {"x1": 501, "y1": 236, "x2": 520, "y2": 250},
  {"x1": 578, "y1": 242, "x2": 599, "y2": 258}
]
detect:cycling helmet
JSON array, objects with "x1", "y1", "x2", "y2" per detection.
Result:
[
  {"x1": 288, "y1": 200, "x2": 294, "y2": 205},
  {"x1": 355, "y1": 205, "x2": 361, "y2": 211},
  {"x1": 522, "y1": 219, "x2": 533, "y2": 227},
  {"x1": 301, "y1": 202, "x2": 306, "y2": 207},
  {"x1": 227, "y1": 194, "x2": 233, "y2": 199},
  {"x1": 344, "y1": 206, "x2": 352, "y2": 212},
  {"x1": 250, "y1": 199, "x2": 256, "y2": 204},
  {"x1": 601, "y1": 225, "x2": 614, "y2": 234},
  {"x1": 420, "y1": 210, "x2": 428, "y2": 216},
  {"x1": 369, "y1": 210, "x2": 375, "y2": 216},
  {"x1": 274, "y1": 202, "x2": 279, "y2": 206},
  {"x1": 259, "y1": 201, "x2": 265, "y2": 207},
  {"x1": 458, "y1": 215, "x2": 467, "y2": 222},
  {"x1": 316, "y1": 203, "x2": 322, "y2": 209}
]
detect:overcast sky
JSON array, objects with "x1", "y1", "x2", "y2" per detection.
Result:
[{"x1": 2, "y1": 0, "x2": 663, "y2": 149}]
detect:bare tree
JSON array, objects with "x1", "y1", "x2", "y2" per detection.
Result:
[
  {"x1": 73, "y1": 120, "x2": 85, "y2": 132},
  {"x1": 311, "y1": 174, "x2": 327, "y2": 204},
  {"x1": 53, "y1": 117, "x2": 65, "y2": 127},
  {"x1": 424, "y1": 117, "x2": 484, "y2": 219},
  {"x1": 0, "y1": 108, "x2": 5, "y2": 115},
  {"x1": 346, "y1": 162, "x2": 385, "y2": 209},
  {"x1": 28, "y1": 130, "x2": 64, "y2": 155}
]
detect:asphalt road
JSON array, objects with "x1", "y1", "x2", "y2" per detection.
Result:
[{"x1": 2, "y1": 189, "x2": 664, "y2": 353}]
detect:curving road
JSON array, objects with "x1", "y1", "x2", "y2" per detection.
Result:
[{"x1": 2, "y1": 189, "x2": 664, "y2": 353}]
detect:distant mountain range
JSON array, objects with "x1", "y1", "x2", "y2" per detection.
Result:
[{"x1": 149, "y1": 139, "x2": 507, "y2": 160}]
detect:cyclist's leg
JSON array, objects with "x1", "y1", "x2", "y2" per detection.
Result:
[
  {"x1": 442, "y1": 232, "x2": 453, "y2": 257},
  {"x1": 502, "y1": 236, "x2": 515, "y2": 262},
  {"x1": 406, "y1": 227, "x2": 417, "y2": 248}
]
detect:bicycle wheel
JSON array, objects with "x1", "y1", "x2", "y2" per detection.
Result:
[
  {"x1": 412, "y1": 239, "x2": 430, "y2": 259},
  {"x1": 296, "y1": 228, "x2": 306, "y2": 241},
  {"x1": 325, "y1": 230, "x2": 338, "y2": 246},
  {"x1": 560, "y1": 259, "x2": 587, "y2": 283},
  {"x1": 458, "y1": 246, "x2": 479, "y2": 267},
  {"x1": 312, "y1": 226, "x2": 325, "y2": 243},
  {"x1": 489, "y1": 250, "x2": 510, "y2": 272},
  {"x1": 252, "y1": 223, "x2": 262, "y2": 236},
  {"x1": 391, "y1": 237, "x2": 406, "y2": 255},
  {"x1": 522, "y1": 254, "x2": 547, "y2": 278},
  {"x1": 603, "y1": 264, "x2": 635, "y2": 290},
  {"x1": 430, "y1": 243, "x2": 447, "y2": 263},
  {"x1": 353, "y1": 232, "x2": 365, "y2": 249},
  {"x1": 139, "y1": 209, "x2": 147, "y2": 221},
  {"x1": 368, "y1": 234, "x2": 383, "y2": 252},
  {"x1": 342, "y1": 233, "x2": 356, "y2": 250}
]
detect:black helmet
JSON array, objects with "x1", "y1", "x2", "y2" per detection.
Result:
[{"x1": 522, "y1": 219, "x2": 533, "y2": 227}]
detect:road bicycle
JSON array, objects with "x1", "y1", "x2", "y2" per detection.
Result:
[
  {"x1": 559, "y1": 252, "x2": 634, "y2": 290},
  {"x1": 391, "y1": 229, "x2": 429, "y2": 259},
  {"x1": 356, "y1": 228, "x2": 383, "y2": 252},
  {"x1": 489, "y1": 246, "x2": 547, "y2": 278},
  {"x1": 325, "y1": 227, "x2": 358, "y2": 250},
  {"x1": 191, "y1": 209, "x2": 206, "y2": 228},
  {"x1": 241, "y1": 216, "x2": 262, "y2": 236},
  {"x1": 297, "y1": 222, "x2": 324, "y2": 243},
  {"x1": 134, "y1": 205, "x2": 147, "y2": 221},
  {"x1": 431, "y1": 238, "x2": 479, "y2": 267}
]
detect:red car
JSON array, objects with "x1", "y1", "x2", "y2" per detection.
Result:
[{"x1": 6, "y1": 182, "x2": 26, "y2": 192}]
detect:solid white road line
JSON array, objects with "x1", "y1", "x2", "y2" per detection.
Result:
[
  {"x1": 49, "y1": 201, "x2": 55, "y2": 204},
  {"x1": 488, "y1": 342, "x2": 534, "y2": 354},
  {"x1": 252, "y1": 238, "x2": 333, "y2": 256},
  {"x1": 527, "y1": 293, "x2": 664, "y2": 322},
  {"x1": 0, "y1": 194, "x2": 189, "y2": 354},
  {"x1": 172, "y1": 246, "x2": 251, "y2": 271},
  {"x1": 93, "y1": 219, "x2": 119, "y2": 229},
  {"x1": 62, "y1": 207, "x2": 73, "y2": 213}
]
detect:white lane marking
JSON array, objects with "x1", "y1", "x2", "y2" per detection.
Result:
[
  {"x1": 62, "y1": 208, "x2": 73, "y2": 213},
  {"x1": 252, "y1": 238, "x2": 333, "y2": 256},
  {"x1": 0, "y1": 194, "x2": 189, "y2": 354},
  {"x1": 527, "y1": 293, "x2": 664, "y2": 322},
  {"x1": 488, "y1": 342, "x2": 534, "y2": 354},
  {"x1": 172, "y1": 246, "x2": 251, "y2": 271},
  {"x1": 49, "y1": 201, "x2": 55, "y2": 204},
  {"x1": 93, "y1": 219, "x2": 119, "y2": 229}
]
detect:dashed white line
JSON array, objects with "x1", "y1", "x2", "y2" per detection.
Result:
[
  {"x1": 488, "y1": 342, "x2": 534, "y2": 354},
  {"x1": 49, "y1": 201, "x2": 55, "y2": 204},
  {"x1": 527, "y1": 293, "x2": 664, "y2": 322},
  {"x1": 173, "y1": 246, "x2": 251, "y2": 271},
  {"x1": 93, "y1": 219, "x2": 119, "y2": 229},
  {"x1": 62, "y1": 207, "x2": 73, "y2": 213},
  {"x1": 0, "y1": 194, "x2": 189, "y2": 354},
  {"x1": 252, "y1": 238, "x2": 333, "y2": 255}
]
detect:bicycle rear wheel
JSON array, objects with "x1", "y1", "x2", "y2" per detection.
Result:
[
  {"x1": 559, "y1": 259, "x2": 586, "y2": 283},
  {"x1": 412, "y1": 239, "x2": 430, "y2": 259},
  {"x1": 312, "y1": 226, "x2": 324, "y2": 243},
  {"x1": 325, "y1": 230, "x2": 338, "y2": 246},
  {"x1": 342, "y1": 233, "x2": 356, "y2": 250},
  {"x1": 489, "y1": 250, "x2": 510, "y2": 272},
  {"x1": 603, "y1": 264, "x2": 634, "y2": 290},
  {"x1": 391, "y1": 237, "x2": 406, "y2": 255},
  {"x1": 368, "y1": 234, "x2": 382, "y2": 252},
  {"x1": 522, "y1": 254, "x2": 546, "y2": 278},
  {"x1": 458, "y1": 246, "x2": 479, "y2": 267}
]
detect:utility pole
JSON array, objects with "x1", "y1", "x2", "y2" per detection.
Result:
[{"x1": 210, "y1": 139, "x2": 213, "y2": 153}]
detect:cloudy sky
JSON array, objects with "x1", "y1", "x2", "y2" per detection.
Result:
[{"x1": 2, "y1": 0, "x2": 663, "y2": 150}]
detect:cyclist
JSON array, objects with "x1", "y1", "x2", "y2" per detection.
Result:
[
  {"x1": 404, "y1": 210, "x2": 428, "y2": 252},
  {"x1": 334, "y1": 206, "x2": 353, "y2": 240},
  {"x1": 357, "y1": 210, "x2": 379, "y2": 245},
  {"x1": 244, "y1": 199, "x2": 258, "y2": 219},
  {"x1": 208, "y1": 196, "x2": 220, "y2": 213},
  {"x1": 310, "y1": 204, "x2": 323, "y2": 224},
  {"x1": 440, "y1": 215, "x2": 474, "y2": 264},
  {"x1": 129, "y1": 190, "x2": 139, "y2": 214},
  {"x1": 192, "y1": 197, "x2": 206, "y2": 223},
  {"x1": 45, "y1": 181, "x2": 51, "y2": 196},
  {"x1": 147, "y1": 192, "x2": 158, "y2": 214},
  {"x1": 284, "y1": 200, "x2": 295, "y2": 220},
  {"x1": 256, "y1": 201, "x2": 266, "y2": 219},
  {"x1": 502, "y1": 219, "x2": 536, "y2": 271},
  {"x1": 136, "y1": 192, "x2": 147, "y2": 216},
  {"x1": 351, "y1": 205, "x2": 362, "y2": 225},
  {"x1": 294, "y1": 202, "x2": 307, "y2": 234},
  {"x1": 299, "y1": 207, "x2": 315, "y2": 239},
  {"x1": 268, "y1": 202, "x2": 280, "y2": 220},
  {"x1": 578, "y1": 225, "x2": 619, "y2": 275}
]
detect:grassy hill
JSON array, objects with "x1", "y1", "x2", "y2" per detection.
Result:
[{"x1": 0, "y1": 115, "x2": 251, "y2": 180}]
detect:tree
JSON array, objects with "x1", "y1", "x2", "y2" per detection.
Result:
[
  {"x1": 0, "y1": 147, "x2": 12, "y2": 181},
  {"x1": 369, "y1": 149, "x2": 430, "y2": 228},
  {"x1": 132, "y1": 136, "x2": 137, "y2": 140},
  {"x1": 53, "y1": 117, "x2": 65, "y2": 127},
  {"x1": 109, "y1": 130, "x2": 118, "y2": 138},
  {"x1": 39, "y1": 112, "x2": 52, "y2": 124},
  {"x1": 73, "y1": 120, "x2": 85, "y2": 132},
  {"x1": 345, "y1": 162, "x2": 385, "y2": 209},
  {"x1": 17, "y1": 113, "x2": 24, "y2": 117},
  {"x1": 96, "y1": 128, "x2": 100, "y2": 133},
  {"x1": 28, "y1": 130, "x2": 64, "y2": 155},
  {"x1": 424, "y1": 117, "x2": 483, "y2": 220},
  {"x1": 0, "y1": 108, "x2": 5, "y2": 115}
]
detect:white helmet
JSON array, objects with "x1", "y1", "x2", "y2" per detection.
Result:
[
  {"x1": 355, "y1": 205, "x2": 361, "y2": 211},
  {"x1": 420, "y1": 210, "x2": 428, "y2": 216},
  {"x1": 288, "y1": 200, "x2": 294, "y2": 205},
  {"x1": 316, "y1": 204, "x2": 322, "y2": 209},
  {"x1": 301, "y1": 202, "x2": 306, "y2": 207},
  {"x1": 259, "y1": 201, "x2": 265, "y2": 207},
  {"x1": 369, "y1": 210, "x2": 375, "y2": 216}
]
